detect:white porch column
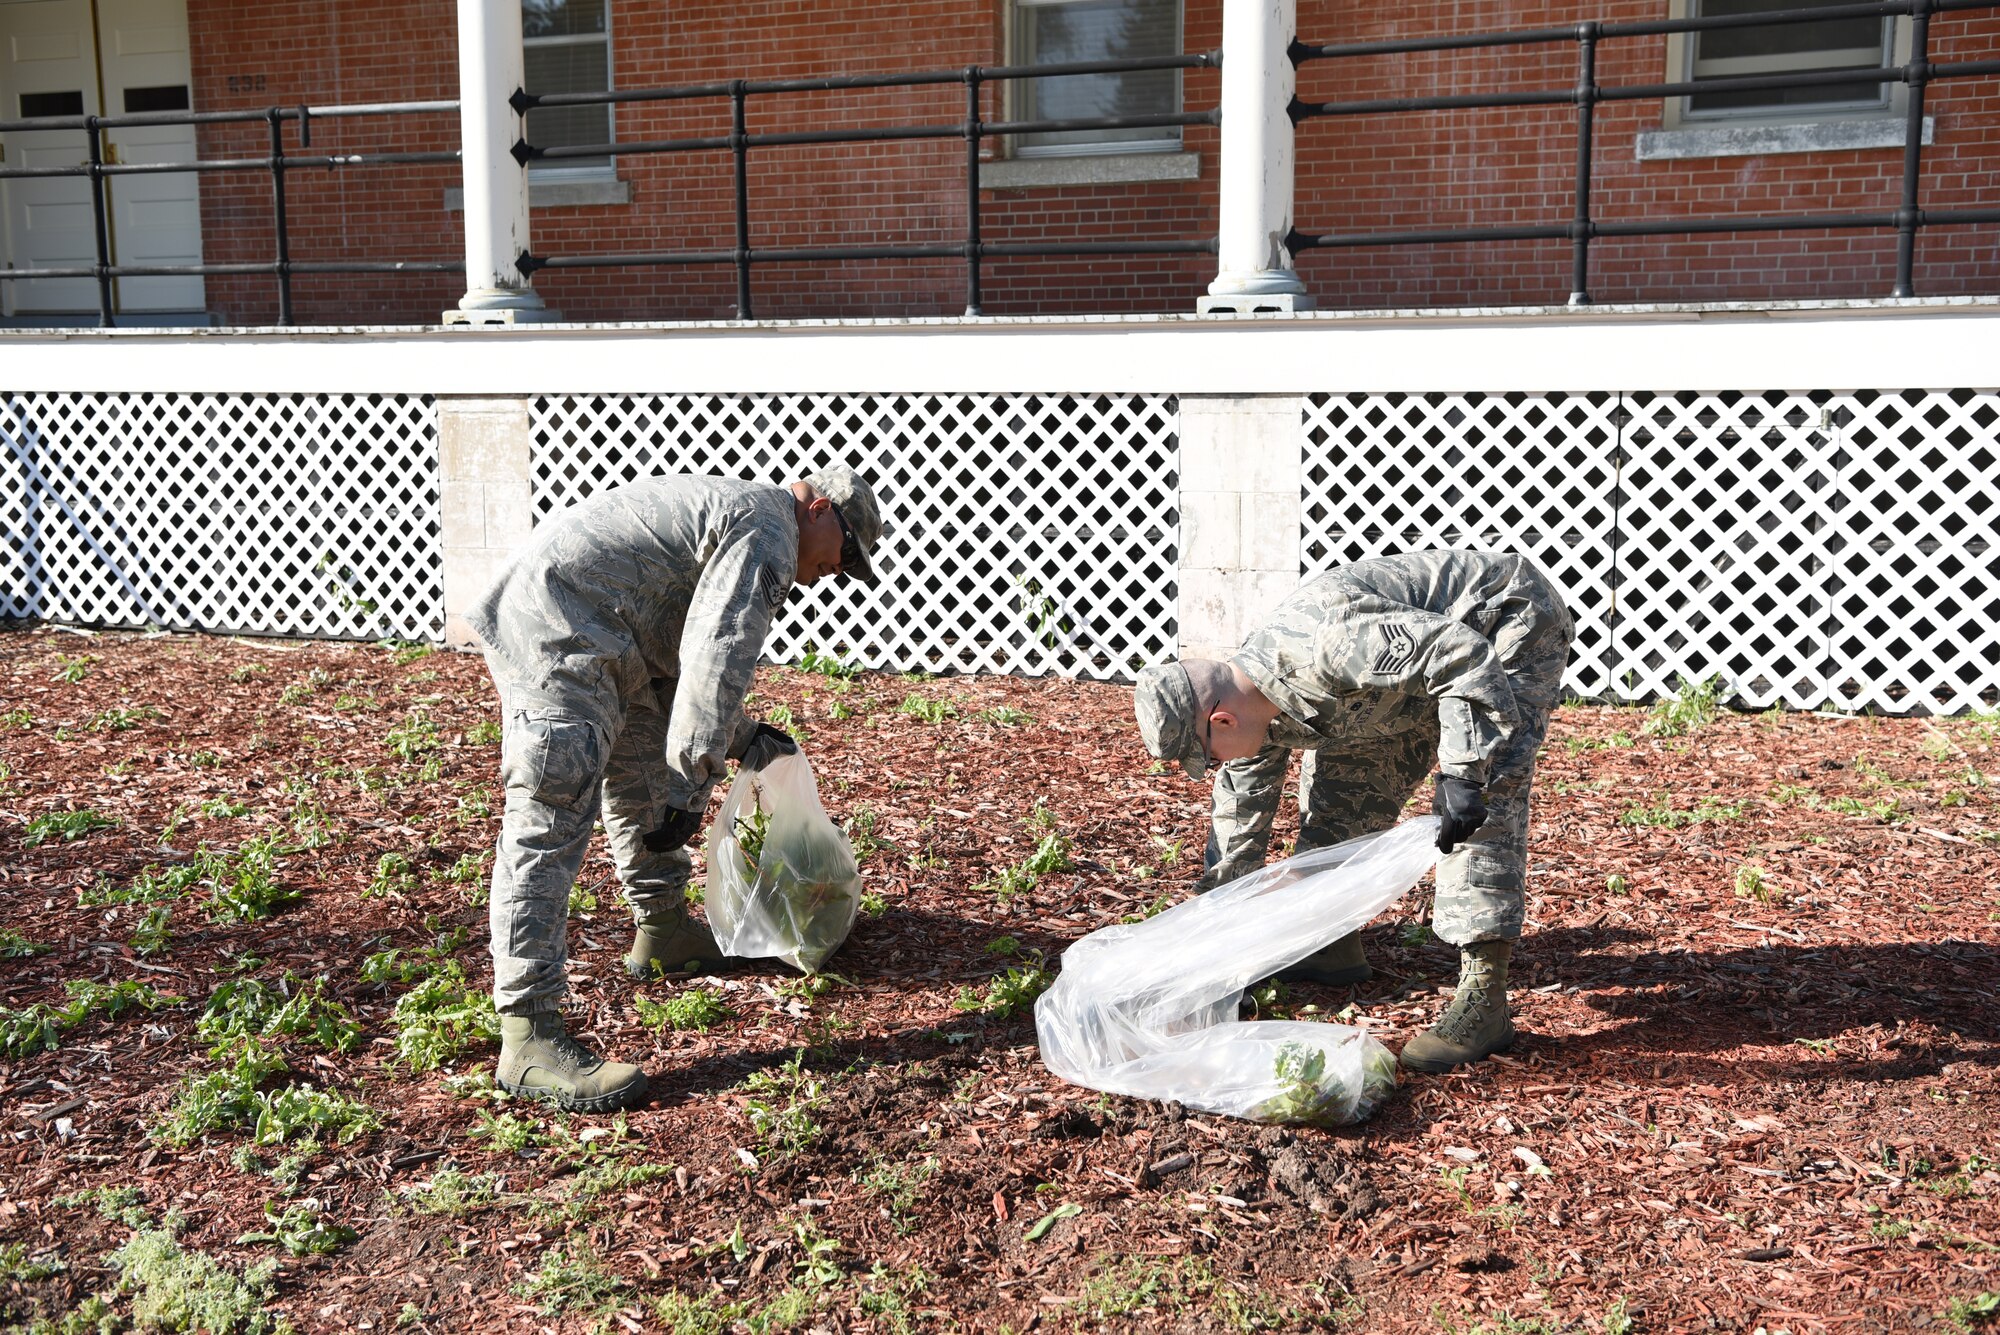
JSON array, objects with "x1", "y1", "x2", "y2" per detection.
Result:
[
  {"x1": 437, "y1": 396, "x2": 535, "y2": 647},
  {"x1": 446, "y1": 0, "x2": 556, "y2": 324},
  {"x1": 1176, "y1": 395, "x2": 1303, "y2": 659},
  {"x1": 1198, "y1": 0, "x2": 1312, "y2": 314}
]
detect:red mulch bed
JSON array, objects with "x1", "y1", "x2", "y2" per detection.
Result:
[{"x1": 2, "y1": 625, "x2": 1996, "y2": 1333}]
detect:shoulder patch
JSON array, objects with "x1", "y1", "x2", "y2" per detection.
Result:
[
  {"x1": 758, "y1": 565, "x2": 787, "y2": 612},
  {"x1": 1371, "y1": 622, "x2": 1417, "y2": 677}
]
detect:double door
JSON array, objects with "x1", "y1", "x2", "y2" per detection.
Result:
[{"x1": 0, "y1": 0, "x2": 202, "y2": 316}]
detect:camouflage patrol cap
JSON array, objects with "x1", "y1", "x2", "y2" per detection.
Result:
[
  {"x1": 1134, "y1": 661, "x2": 1207, "y2": 780},
  {"x1": 806, "y1": 464, "x2": 883, "y2": 586}
]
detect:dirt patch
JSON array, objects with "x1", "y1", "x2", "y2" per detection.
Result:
[{"x1": 2, "y1": 625, "x2": 1996, "y2": 1333}]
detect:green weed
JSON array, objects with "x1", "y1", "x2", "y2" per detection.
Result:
[
  {"x1": 388, "y1": 961, "x2": 498, "y2": 1071},
  {"x1": 1769, "y1": 782, "x2": 1820, "y2": 806},
  {"x1": 1643, "y1": 674, "x2": 1725, "y2": 737},
  {"x1": 957, "y1": 964, "x2": 1054, "y2": 1019},
  {"x1": 0, "y1": 928, "x2": 51, "y2": 958},
  {"x1": 1825, "y1": 793, "x2": 1906, "y2": 823},
  {"x1": 897, "y1": 694, "x2": 958, "y2": 724},
  {"x1": 23, "y1": 808, "x2": 117, "y2": 847},
  {"x1": 468, "y1": 1109, "x2": 549, "y2": 1152},
  {"x1": 151, "y1": 1047, "x2": 377, "y2": 1147},
  {"x1": 860, "y1": 1156, "x2": 937, "y2": 1235},
  {"x1": 1, "y1": 980, "x2": 179, "y2": 1059},
  {"x1": 102, "y1": 1222, "x2": 289, "y2": 1335},
  {"x1": 366, "y1": 852, "x2": 419, "y2": 900},
  {"x1": 982, "y1": 830, "x2": 1074, "y2": 900},
  {"x1": 1618, "y1": 795, "x2": 1746, "y2": 829},
  {"x1": 651, "y1": 1289, "x2": 753, "y2": 1334},
  {"x1": 514, "y1": 1243, "x2": 628, "y2": 1318},
  {"x1": 1943, "y1": 1292, "x2": 2000, "y2": 1333},
  {"x1": 799, "y1": 646, "x2": 859, "y2": 680},
  {"x1": 236, "y1": 1200, "x2": 357, "y2": 1256},
  {"x1": 89, "y1": 704, "x2": 162, "y2": 732},
  {"x1": 227, "y1": 664, "x2": 269, "y2": 683},
  {"x1": 400, "y1": 1167, "x2": 502, "y2": 1217},
  {"x1": 0, "y1": 1240, "x2": 64, "y2": 1283},
  {"x1": 384, "y1": 708, "x2": 443, "y2": 763},
  {"x1": 196, "y1": 975, "x2": 360, "y2": 1057},
  {"x1": 636, "y1": 987, "x2": 731, "y2": 1033},
  {"x1": 1734, "y1": 865, "x2": 1771, "y2": 903},
  {"x1": 1565, "y1": 731, "x2": 1634, "y2": 753},
  {"x1": 204, "y1": 837, "x2": 300, "y2": 922},
  {"x1": 379, "y1": 639, "x2": 435, "y2": 666},
  {"x1": 465, "y1": 718, "x2": 501, "y2": 745},
  {"x1": 742, "y1": 1053, "x2": 826, "y2": 1156},
  {"x1": 979, "y1": 706, "x2": 1033, "y2": 726},
  {"x1": 51, "y1": 653, "x2": 96, "y2": 683}
]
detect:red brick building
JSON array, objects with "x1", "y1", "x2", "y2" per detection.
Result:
[{"x1": 5, "y1": 0, "x2": 1997, "y2": 326}]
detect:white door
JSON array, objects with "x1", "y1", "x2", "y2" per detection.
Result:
[
  {"x1": 96, "y1": 0, "x2": 202, "y2": 312},
  {"x1": 0, "y1": 0, "x2": 203, "y2": 317},
  {"x1": 0, "y1": 0, "x2": 101, "y2": 314}
]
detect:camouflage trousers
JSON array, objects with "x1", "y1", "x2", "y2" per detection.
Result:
[
  {"x1": 485, "y1": 666, "x2": 692, "y2": 1016},
  {"x1": 1200, "y1": 584, "x2": 1574, "y2": 946}
]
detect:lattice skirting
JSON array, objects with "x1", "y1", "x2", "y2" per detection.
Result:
[
  {"x1": 0, "y1": 392, "x2": 443, "y2": 640},
  {"x1": 1304, "y1": 390, "x2": 2000, "y2": 715},
  {"x1": 531, "y1": 393, "x2": 1181, "y2": 678}
]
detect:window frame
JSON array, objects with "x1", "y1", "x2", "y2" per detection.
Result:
[
  {"x1": 1661, "y1": 0, "x2": 1911, "y2": 130},
  {"x1": 522, "y1": 0, "x2": 616, "y2": 182},
  {"x1": 1004, "y1": 0, "x2": 1184, "y2": 160}
]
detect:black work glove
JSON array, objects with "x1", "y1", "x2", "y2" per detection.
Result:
[
  {"x1": 1432, "y1": 774, "x2": 1488, "y2": 855},
  {"x1": 643, "y1": 804, "x2": 704, "y2": 852},
  {"x1": 739, "y1": 721, "x2": 799, "y2": 772}
]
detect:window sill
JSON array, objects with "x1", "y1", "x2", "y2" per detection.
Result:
[
  {"x1": 443, "y1": 178, "x2": 632, "y2": 211},
  {"x1": 980, "y1": 151, "x2": 1200, "y2": 191},
  {"x1": 1636, "y1": 117, "x2": 1934, "y2": 161}
]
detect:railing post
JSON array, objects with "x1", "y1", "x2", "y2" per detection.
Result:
[
  {"x1": 731, "y1": 81, "x2": 753, "y2": 320},
  {"x1": 267, "y1": 110, "x2": 294, "y2": 326},
  {"x1": 1199, "y1": 0, "x2": 1312, "y2": 314},
  {"x1": 964, "y1": 68, "x2": 984, "y2": 317},
  {"x1": 84, "y1": 117, "x2": 114, "y2": 327},
  {"x1": 1893, "y1": 0, "x2": 1932, "y2": 298},
  {"x1": 1569, "y1": 22, "x2": 1598, "y2": 307},
  {"x1": 447, "y1": 0, "x2": 556, "y2": 325}
]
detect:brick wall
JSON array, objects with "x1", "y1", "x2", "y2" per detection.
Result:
[{"x1": 187, "y1": 0, "x2": 2000, "y2": 325}]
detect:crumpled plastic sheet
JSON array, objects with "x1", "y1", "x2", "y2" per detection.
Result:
[
  {"x1": 703, "y1": 750, "x2": 862, "y2": 974},
  {"x1": 1035, "y1": 817, "x2": 1440, "y2": 1126}
]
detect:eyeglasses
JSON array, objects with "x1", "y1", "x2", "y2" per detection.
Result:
[
  {"x1": 830, "y1": 502, "x2": 863, "y2": 577},
  {"x1": 1201, "y1": 709, "x2": 1221, "y2": 772}
]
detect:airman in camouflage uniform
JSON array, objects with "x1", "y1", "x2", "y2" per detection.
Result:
[
  {"x1": 468, "y1": 467, "x2": 882, "y2": 1110},
  {"x1": 1134, "y1": 549, "x2": 1574, "y2": 1073}
]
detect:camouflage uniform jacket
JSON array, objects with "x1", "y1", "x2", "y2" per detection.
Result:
[
  {"x1": 468, "y1": 475, "x2": 797, "y2": 810},
  {"x1": 1233, "y1": 551, "x2": 1546, "y2": 787}
]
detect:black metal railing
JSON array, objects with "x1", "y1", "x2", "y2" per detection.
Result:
[
  {"x1": 511, "y1": 53, "x2": 1220, "y2": 317},
  {"x1": 0, "y1": 100, "x2": 461, "y2": 326},
  {"x1": 1292, "y1": 0, "x2": 2000, "y2": 303}
]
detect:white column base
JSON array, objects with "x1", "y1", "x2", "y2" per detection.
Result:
[
  {"x1": 443, "y1": 306, "x2": 567, "y2": 326},
  {"x1": 1197, "y1": 292, "x2": 1317, "y2": 314}
]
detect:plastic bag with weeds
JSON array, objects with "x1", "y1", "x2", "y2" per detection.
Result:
[
  {"x1": 704, "y1": 750, "x2": 862, "y2": 974},
  {"x1": 1034, "y1": 818, "x2": 1437, "y2": 1126}
]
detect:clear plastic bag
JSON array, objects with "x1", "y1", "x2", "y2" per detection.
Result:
[
  {"x1": 703, "y1": 750, "x2": 862, "y2": 974},
  {"x1": 1034, "y1": 817, "x2": 1439, "y2": 1126}
]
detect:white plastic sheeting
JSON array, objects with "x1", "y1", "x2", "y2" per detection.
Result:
[{"x1": 1035, "y1": 818, "x2": 1440, "y2": 1125}]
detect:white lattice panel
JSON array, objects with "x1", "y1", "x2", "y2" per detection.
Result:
[
  {"x1": 0, "y1": 393, "x2": 442, "y2": 640},
  {"x1": 1304, "y1": 393, "x2": 1623, "y2": 699},
  {"x1": 1305, "y1": 390, "x2": 2000, "y2": 714},
  {"x1": 532, "y1": 394, "x2": 1180, "y2": 678}
]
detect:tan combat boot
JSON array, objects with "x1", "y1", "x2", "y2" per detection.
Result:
[
  {"x1": 1399, "y1": 940, "x2": 1516, "y2": 1073},
  {"x1": 624, "y1": 904, "x2": 726, "y2": 979},
  {"x1": 1274, "y1": 932, "x2": 1373, "y2": 987},
  {"x1": 496, "y1": 1013, "x2": 647, "y2": 1112}
]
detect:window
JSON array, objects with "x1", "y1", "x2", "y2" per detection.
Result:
[
  {"x1": 1009, "y1": 0, "x2": 1181, "y2": 157},
  {"x1": 1669, "y1": 0, "x2": 1903, "y2": 125},
  {"x1": 522, "y1": 0, "x2": 611, "y2": 175}
]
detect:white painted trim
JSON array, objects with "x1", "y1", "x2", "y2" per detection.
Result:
[
  {"x1": 3, "y1": 299, "x2": 1997, "y2": 395},
  {"x1": 1637, "y1": 116, "x2": 1932, "y2": 161}
]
